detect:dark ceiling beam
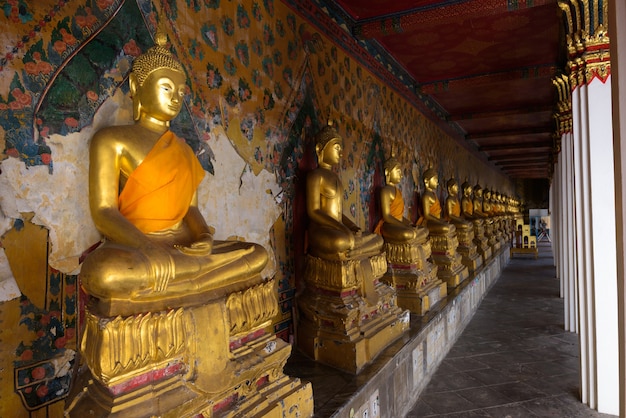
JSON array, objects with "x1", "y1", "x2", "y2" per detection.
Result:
[
  {"x1": 479, "y1": 141, "x2": 553, "y2": 152},
  {"x1": 498, "y1": 161, "x2": 550, "y2": 171},
  {"x1": 420, "y1": 65, "x2": 557, "y2": 95},
  {"x1": 495, "y1": 158, "x2": 550, "y2": 168},
  {"x1": 492, "y1": 157, "x2": 551, "y2": 165},
  {"x1": 468, "y1": 127, "x2": 551, "y2": 140},
  {"x1": 450, "y1": 105, "x2": 554, "y2": 122},
  {"x1": 352, "y1": 0, "x2": 556, "y2": 39},
  {"x1": 478, "y1": 141, "x2": 552, "y2": 152},
  {"x1": 489, "y1": 151, "x2": 551, "y2": 160},
  {"x1": 498, "y1": 161, "x2": 550, "y2": 168}
]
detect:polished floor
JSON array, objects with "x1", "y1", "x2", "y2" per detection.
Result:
[{"x1": 406, "y1": 242, "x2": 616, "y2": 418}]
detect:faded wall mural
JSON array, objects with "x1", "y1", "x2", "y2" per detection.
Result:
[{"x1": 0, "y1": 0, "x2": 512, "y2": 415}]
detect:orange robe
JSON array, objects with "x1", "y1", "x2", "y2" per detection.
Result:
[
  {"x1": 375, "y1": 187, "x2": 404, "y2": 235},
  {"x1": 118, "y1": 131, "x2": 205, "y2": 234},
  {"x1": 448, "y1": 199, "x2": 461, "y2": 219},
  {"x1": 418, "y1": 197, "x2": 442, "y2": 226}
]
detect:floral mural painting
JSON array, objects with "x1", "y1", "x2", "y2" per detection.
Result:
[
  {"x1": 2, "y1": 0, "x2": 214, "y2": 173},
  {"x1": 13, "y1": 270, "x2": 77, "y2": 411},
  {"x1": 1, "y1": 0, "x2": 127, "y2": 169}
]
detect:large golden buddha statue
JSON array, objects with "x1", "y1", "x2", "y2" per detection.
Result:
[
  {"x1": 68, "y1": 32, "x2": 312, "y2": 417},
  {"x1": 444, "y1": 178, "x2": 482, "y2": 273},
  {"x1": 298, "y1": 123, "x2": 408, "y2": 373},
  {"x1": 419, "y1": 168, "x2": 468, "y2": 289},
  {"x1": 305, "y1": 124, "x2": 382, "y2": 260},
  {"x1": 81, "y1": 32, "x2": 267, "y2": 313},
  {"x1": 374, "y1": 156, "x2": 443, "y2": 315}
]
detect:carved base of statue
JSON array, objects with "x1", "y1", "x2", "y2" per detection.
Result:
[
  {"x1": 485, "y1": 220, "x2": 501, "y2": 253},
  {"x1": 472, "y1": 220, "x2": 492, "y2": 264},
  {"x1": 429, "y1": 233, "x2": 470, "y2": 290},
  {"x1": 454, "y1": 225, "x2": 483, "y2": 274},
  {"x1": 66, "y1": 276, "x2": 314, "y2": 418},
  {"x1": 381, "y1": 239, "x2": 446, "y2": 315},
  {"x1": 297, "y1": 253, "x2": 410, "y2": 374}
]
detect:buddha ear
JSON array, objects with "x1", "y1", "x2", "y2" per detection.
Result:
[
  {"x1": 129, "y1": 73, "x2": 141, "y2": 121},
  {"x1": 129, "y1": 73, "x2": 138, "y2": 96}
]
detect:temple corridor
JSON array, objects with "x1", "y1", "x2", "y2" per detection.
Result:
[{"x1": 405, "y1": 242, "x2": 615, "y2": 418}]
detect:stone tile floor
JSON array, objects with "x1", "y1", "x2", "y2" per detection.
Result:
[{"x1": 406, "y1": 242, "x2": 616, "y2": 418}]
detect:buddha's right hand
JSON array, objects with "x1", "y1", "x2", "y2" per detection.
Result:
[
  {"x1": 145, "y1": 246, "x2": 175, "y2": 292},
  {"x1": 174, "y1": 233, "x2": 213, "y2": 256}
]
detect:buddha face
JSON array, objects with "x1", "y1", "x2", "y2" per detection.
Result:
[
  {"x1": 463, "y1": 185, "x2": 472, "y2": 197},
  {"x1": 426, "y1": 174, "x2": 438, "y2": 190},
  {"x1": 134, "y1": 68, "x2": 187, "y2": 122},
  {"x1": 448, "y1": 182, "x2": 458, "y2": 196},
  {"x1": 319, "y1": 138, "x2": 343, "y2": 166},
  {"x1": 387, "y1": 165, "x2": 402, "y2": 185},
  {"x1": 475, "y1": 188, "x2": 483, "y2": 198}
]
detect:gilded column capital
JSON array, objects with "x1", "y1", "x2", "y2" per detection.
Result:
[{"x1": 582, "y1": 25, "x2": 611, "y2": 83}]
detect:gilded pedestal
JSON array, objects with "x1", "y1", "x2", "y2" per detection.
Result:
[
  {"x1": 381, "y1": 237, "x2": 446, "y2": 315},
  {"x1": 485, "y1": 219, "x2": 500, "y2": 253},
  {"x1": 472, "y1": 219, "x2": 492, "y2": 263},
  {"x1": 454, "y1": 225, "x2": 483, "y2": 274},
  {"x1": 429, "y1": 233, "x2": 469, "y2": 290},
  {"x1": 297, "y1": 253, "x2": 410, "y2": 374},
  {"x1": 66, "y1": 278, "x2": 313, "y2": 418}
]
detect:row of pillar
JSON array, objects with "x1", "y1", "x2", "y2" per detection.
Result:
[{"x1": 551, "y1": 21, "x2": 619, "y2": 415}]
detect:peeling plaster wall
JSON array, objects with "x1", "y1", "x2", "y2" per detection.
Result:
[{"x1": 199, "y1": 127, "x2": 282, "y2": 278}]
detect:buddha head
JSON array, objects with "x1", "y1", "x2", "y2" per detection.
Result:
[
  {"x1": 446, "y1": 178, "x2": 458, "y2": 196},
  {"x1": 129, "y1": 31, "x2": 187, "y2": 122},
  {"x1": 461, "y1": 181, "x2": 472, "y2": 197},
  {"x1": 384, "y1": 156, "x2": 402, "y2": 185},
  {"x1": 473, "y1": 184, "x2": 483, "y2": 198},
  {"x1": 315, "y1": 121, "x2": 343, "y2": 167},
  {"x1": 423, "y1": 167, "x2": 438, "y2": 191}
]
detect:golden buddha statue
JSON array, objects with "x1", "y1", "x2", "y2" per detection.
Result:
[
  {"x1": 477, "y1": 186, "x2": 499, "y2": 253},
  {"x1": 375, "y1": 157, "x2": 428, "y2": 243},
  {"x1": 306, "y1": 123, "x2": 383, "y2": 260},
  {"x1": 444, "y1": 178, "x2": 482, "y2": 273},
  {"x1": 482, "y1": 188, "x2": 494, "y2": 215},
  {"x1": 298, "y1": 123, "x2": 408, "y2": 373},
  {"x1": 472, "y1": 184, "x2": 488, "y2": 218},
  {"x1": 69, "y1": 32, "x2": 312, "y2": 417},
  {"x1": 81, "y1": 32, "x2": 267, "y2": 312},
  {"x1": 419, "y1": 168, "x2": 468, "y2": 289},
  {"x1": 461, "y1": 181, "x2": 491, "y2": 263},
  {"x1": 374, "y1": 156, "x2": 443, "y2": 315},
  {"x1": 444, "y1": 178, "x2": 471, "y2": 228},
  {"x1": 421, "y1": 168, "x2": 453, "y2": 234}
]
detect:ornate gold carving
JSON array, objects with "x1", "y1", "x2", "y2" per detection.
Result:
[
  {"x1": 226, "y1": 279, "x2": 279, "y2": 335},
  {"x1": 81, "y1": 308, "x2": 186, "y2": 385}
]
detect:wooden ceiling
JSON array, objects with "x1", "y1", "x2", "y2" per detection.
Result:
[{"x1": 326, "y1": 0, "x2": 565, "y2": 179}]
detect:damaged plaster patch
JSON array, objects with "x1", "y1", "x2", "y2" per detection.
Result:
[
  {"x1": 0, "y1": 248, "x2": 19, "y2": 302},
  {"x1": 0, "y1": 90, "x2": 131, "y2": 274},
  {"x1": 199, "y1": 127, "x2": 283, "y2": 278}
]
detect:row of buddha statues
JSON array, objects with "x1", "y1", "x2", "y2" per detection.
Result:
[{"x1": 64, "y1": 33, "x2": 521, "y2": 418}]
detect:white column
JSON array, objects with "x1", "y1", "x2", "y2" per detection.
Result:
[
  {"x1": 609, "y1": 0, "x2": 626, "y2": 414},
  {"x1": 572, "y1": 80, "x2": 594, "y2": 405},
  {"x1": 587, "y1": 76, "x2": 619, "y2": 415},
  {"x1": 565, "y1": 131, "x2": 578, "y2": 333}
]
